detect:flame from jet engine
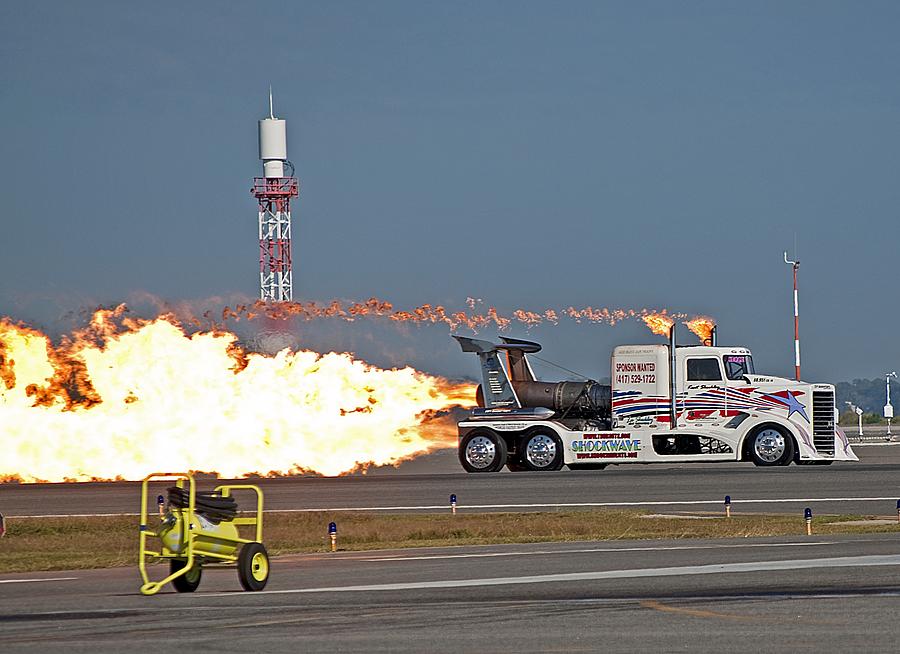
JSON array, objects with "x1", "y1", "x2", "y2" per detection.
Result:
[
  {"x1": 215, "y1": 297, "x2": 689, "y2": 333},
  {"x1": 642, "y1": 313, "x2": 676, "y2": 337},
  {"x1": 0, "y1": 308, "x2": 474, "y2": 483},
  {"x1": 683, "y1": 316, "x2": 716, "y2": 344}
]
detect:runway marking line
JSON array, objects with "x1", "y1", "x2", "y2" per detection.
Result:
[
  {"x1": 203, "y1": 553, "x2": 900, "y2": 597},
  {"x1": 260, "y1": 496, "x2": 900, "y2": 512},
  {"x1": 639, "y1": 599, "x2": 838, "y2": 626},
  {"x1": 0, "y1": 577, "x2": 78, "y2": 584},
  {"x1": 362, "y1": 541, "x2": 835, "y2": 562},
  {"x1": 639, "y1": 599, "x2": 757, "y2": 622},
  {"x1": 10, "y1": 496, "x2": 900, "y2": 518}
]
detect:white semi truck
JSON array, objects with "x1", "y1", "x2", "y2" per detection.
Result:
[{"x1": 452, "y1": 331, "x2": 857, "y2": 472}]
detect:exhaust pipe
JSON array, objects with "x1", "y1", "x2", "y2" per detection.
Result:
[{"x1": 669, "y1": 325, "x2": 677, "y2": 430}]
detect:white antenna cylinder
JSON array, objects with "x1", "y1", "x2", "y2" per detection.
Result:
[{"x1": 259, "y1": 118, "x2": 287, "y2": 178}]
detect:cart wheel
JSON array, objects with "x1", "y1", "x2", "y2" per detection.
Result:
[
  {"x1": 170, "y1": 558, "x2": 202, "y2": 593},
  {"x1": 238, "y1": 542, "x2": 270, "y2": 591}
]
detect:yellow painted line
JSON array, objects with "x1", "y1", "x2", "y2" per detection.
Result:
[
  {"x1": 640, "y1": 599, "x2": 755, "y2": 622},
  {"x1": 640, "y1": 599, "x2": 837, "y2": 625}
]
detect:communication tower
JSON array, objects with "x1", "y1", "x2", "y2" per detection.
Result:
[{"x1": 253, "y1": 89, "x2": 299, "y2": 302}]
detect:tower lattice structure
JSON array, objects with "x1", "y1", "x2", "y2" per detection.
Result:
[{"x1": 253, "y1": 177, "x2": 298, "y2": 302}]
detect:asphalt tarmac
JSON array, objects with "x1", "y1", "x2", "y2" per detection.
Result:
[
  {"x1": 1, "y1": 533, "x2": 899, "y2": 653},
  {"x1": 2, "y1": 444, "x2": 899, "y2": 518}
]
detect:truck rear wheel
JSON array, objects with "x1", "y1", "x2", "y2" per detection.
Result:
[
  {"x1": 459, "y1": 430, "x2": 507, "y2": 473},
  {"x1": 520, "y1": 429, "x2": 564, "y2": 471},
  {"x1": 749, "y1": 426, "x2": 794, "y2": 467}
]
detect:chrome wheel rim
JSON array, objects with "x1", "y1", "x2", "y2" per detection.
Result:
[
  {"x1": 754, "y1": 428, "x2": 785, "y2": 463},
  {"x1": 464, "y1": 435, "x2": 496, "y2": 469},
  {"x1": 525, "y1": 434, "x2": 557, "y2": 468}
]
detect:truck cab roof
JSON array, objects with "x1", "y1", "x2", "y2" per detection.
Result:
[{"x1": 613, "y1": 344, "x2": 752, "y2": 357}]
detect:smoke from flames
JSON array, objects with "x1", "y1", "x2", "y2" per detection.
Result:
[{"x1": 0, "y1": 308, "x2": 474, "y2": 483}]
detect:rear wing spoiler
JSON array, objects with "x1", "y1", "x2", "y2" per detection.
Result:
[{"x1": 451, "y1": 336, "x2": 542, "y2": 408}]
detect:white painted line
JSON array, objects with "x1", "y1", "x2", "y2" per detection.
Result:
[
  {"x1": 362, "y1": 541, "x2": 835, "y2": 562},
  {"x1": 205, "y1": 554, "x2": 900, "y2": 596},
  {"x1": 10, "y1": 496, "x2": 900, "y2": 518},
  {"x1": 0, "y1": 577, "x2": 78, "y2": 584},
  {"x1": 267, "y1": 496, "x2": 900, "y2": 511}
]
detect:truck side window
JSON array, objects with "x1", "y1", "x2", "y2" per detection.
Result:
[{"x1": 686, "y1": 358, "x2": 722, "y2": 381}]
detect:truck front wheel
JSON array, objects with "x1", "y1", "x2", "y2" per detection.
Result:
[
  {"x1": 749, "y1": 426, "x2": 794, "y2": 467},
  {"x1": 459, "y1": 430, "x2": 508, "y2": 473},
  {"x1": 519, "y1": 429, "x2": 565, "y2": 471}
]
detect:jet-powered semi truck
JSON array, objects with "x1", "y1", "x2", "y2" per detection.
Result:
[{"x1": 452, "y1": 330, "x2": 857, "y2": 472}]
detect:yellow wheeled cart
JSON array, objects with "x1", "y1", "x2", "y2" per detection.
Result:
[{"x1": 138, "y1": 472, "x2": 269, "y2": 596}]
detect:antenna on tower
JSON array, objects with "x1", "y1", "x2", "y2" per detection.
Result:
[{"x1": 268, "y1": 85, "x2": 274, "y2": 119}]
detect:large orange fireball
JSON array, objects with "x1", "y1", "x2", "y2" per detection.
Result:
[{"x1": 0, "y1": 308, "x2": 474, "y2": 483}]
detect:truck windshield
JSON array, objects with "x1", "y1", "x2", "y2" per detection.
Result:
[{"x1": 723, "y1": 355, "x2": 754, "y2": 380}]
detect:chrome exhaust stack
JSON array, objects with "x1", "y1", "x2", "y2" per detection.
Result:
[{"x1": 669, "y1": 325, "x2": 677, "y2": 429}]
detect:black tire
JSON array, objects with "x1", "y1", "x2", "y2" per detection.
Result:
[
  {"x1": 459, "y1": 430, "x2": 507, "y2": 473},
  {"x1": 519, "y1": 428, "x2": 564, "y2": 472},
  {"x1": 748, "y1": 425, "x2": 795, "y2": 467},
  {"x1": 238, "y1": 542, "x2": 270, "y2": 592},
  {"x1": 170, "y1": 558, "x2": 202, "y2": 593},
  {"x1": 567, "y1": 463, "x2": 608, "y2": 471}
]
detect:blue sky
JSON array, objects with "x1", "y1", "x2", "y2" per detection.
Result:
[{"x1": 1, "y1": 2, "x2": 898, "y2": 382}]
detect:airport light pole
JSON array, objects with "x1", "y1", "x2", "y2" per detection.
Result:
[
  {"x1": 783, "y1": 252, "x2": 801, "y2": 381},
  {"x1": 885, "y1": 372, "x2": 897, "y2": 441}
]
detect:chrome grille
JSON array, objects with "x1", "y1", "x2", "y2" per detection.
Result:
[{"x1": 812, "y1": 390, "x2": 835, "y2": 455}]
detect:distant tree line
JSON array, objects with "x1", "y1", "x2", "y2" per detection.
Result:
[{"x1": 835, "y1": 377, "x2": 900, "y2": 426}]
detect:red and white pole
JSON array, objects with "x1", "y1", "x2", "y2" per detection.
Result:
[{"x1": 784, "y1": 252, "x2": 801, "y2": 381}]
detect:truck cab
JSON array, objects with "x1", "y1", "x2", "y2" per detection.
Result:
[{"x1": 612, "y1": 344, "x2": 851, "y2": 462}]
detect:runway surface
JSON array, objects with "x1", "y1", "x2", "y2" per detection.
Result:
[
  {"x1": 1, "y1": 533, "x2": 898, "y2": 652},
  {"x1": 2, "y1": 444, "x2": 899, "y2": 518}
]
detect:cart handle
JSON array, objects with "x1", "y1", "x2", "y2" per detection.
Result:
[{"x1": 215, "y1": 484, "x2": 264, "y2": 543}]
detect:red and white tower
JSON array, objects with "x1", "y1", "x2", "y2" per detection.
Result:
[{"x1": 252, "y1": 89, "x2": 299, "y2": 302}]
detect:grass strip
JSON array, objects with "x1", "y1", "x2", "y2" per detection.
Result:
[{"x1": 1, "y1": 510, "x2": 899, "y2": 574}]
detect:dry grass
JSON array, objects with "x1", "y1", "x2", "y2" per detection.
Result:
[{"x1": 2, "y1": 510, "x2": 899, "y2": 574}]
